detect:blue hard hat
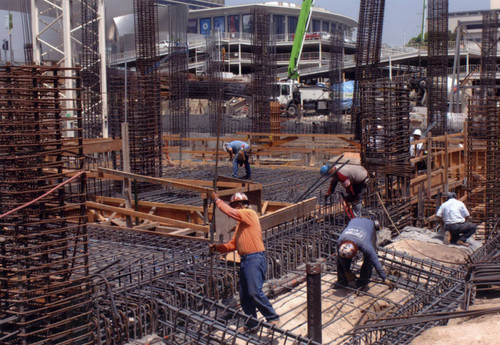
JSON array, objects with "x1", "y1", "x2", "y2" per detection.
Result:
[{"x1": 320, "y1": 164, "x2": 330, "y2": 176}]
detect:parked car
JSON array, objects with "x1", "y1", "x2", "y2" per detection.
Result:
[{"x1": 157, "y1": 40, "x2": 172, "y2": 50}]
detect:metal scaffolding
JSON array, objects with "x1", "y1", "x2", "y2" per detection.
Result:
[
  {"x1": 427, "y1": 0, "x2": 449, "y2": 136},
  {"x1": 467, "y1": 10, "x2": 500, "y2": 236},
  {"x1": 132, "y1": 0, "x2": 162, "y2": 178},
  {"x1": 353, "y1": 0, "x2": 386, "y2": 139},
  {"x1": 250, "y1": 8, "x2": 277, "y2": 133},
  {"x1": 0, "y1": 65, "x2": 91, "y2": 344}
]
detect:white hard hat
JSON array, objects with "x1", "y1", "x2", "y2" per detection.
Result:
[
  {"x1": 338, "y1": 241, "x2": 358, "y2": 259},
  {"x1": 413, "y1": 129, "x2": 422, "y2": 136},
  {"x1": 223, "y1": 142, "x2": 229, "y2": 152},
  {"x1": 230, "y1": 192, "x2": 249, "y2": 205}
]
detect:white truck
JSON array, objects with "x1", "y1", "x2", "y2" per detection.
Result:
[{"x1": 275, "y1": 80, "x2": 331, "y2": 117}]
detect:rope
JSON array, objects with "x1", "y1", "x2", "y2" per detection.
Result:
[
  {"x1": 375, "y1": 192, "x2": 469, "y2": 266},
  {"x1": 0, "y1": 171, "x2": 85, "y2": 220}
]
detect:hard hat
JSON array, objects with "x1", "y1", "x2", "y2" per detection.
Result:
[
  {"x1": 413, "y1": 129, "x2": 422, "y2": 136},
  {"x1": 338, "y1": 241, "x2": 358, "y2": 259},
  {"x1": 230, "y1": 192, "x2": 249, "y2": 205},
  {"x1": 320, "y1": 164, "x2": 331, "y2": 176},
  {"x1": 223, "y1": 142, "x2": 229, "y2": 152}
]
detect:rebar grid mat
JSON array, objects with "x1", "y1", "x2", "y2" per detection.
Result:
[
  {"x1": 251, "y1": 8, "x2": 276, "y2": 133},
  {"x1": 465, "y1": 231, "x2": 500, "y2": 308},
  {"x1": 0, "y1": 65, "x2": 92, "y2": 344},
  {"x1": 81, "y1": 0, "x2": 103, "y2": 139},
  {"x1": 327, "y1": 29, "x2": 344, "y2": 134},
  {"x1": 86, "y1": 200, "x2": 476, "y2": 345},
  {"x1": 427, "y1": 0, "x2": 449, "y2": 136},
  {"x1": 353, "y1": 0, "x2": 385, "y2": 138},
  {"x1": 107, "y1": 68, "x2": 127, "y2": 139},
  {"x1": 207, "y1": 33, "x2": 226, "y2": 136},
  {"x1": 167, "y1": 5, "x2": 190, "y2": 142},
  {"x1": 132, "y1": 0, "x2": 162, "y2": 179}
]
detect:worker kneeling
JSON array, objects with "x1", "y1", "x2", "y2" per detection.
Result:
[{"x1": 335, "y1": 218, "x2": 395, "y2": 291}]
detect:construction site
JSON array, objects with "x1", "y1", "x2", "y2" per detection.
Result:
[{"x1": 0, "y1": 0, "x2": 500, "y2": 344}]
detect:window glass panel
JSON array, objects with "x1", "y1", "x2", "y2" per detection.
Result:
[
  {"x1": 242, "y1": 14, "x2": 252, "y2": 34},
  {"x1": 214, "y1": 16, "x2": 225, "y2": 32},
  {"x1": 273, "y1": 14, "x2": 285, "y2": 35},
  {"x1": 188, "y1": 19, "x2": 197, "y2": 34},
  {"x1": 200, "y1": 18, "x2": 211, "y2": 35},
  {"x1": 288, "y1": 16, "x2": 298, "y2": 34},
  {"x1": 312, "y1": 19, "x2": 321, "y2": 32}
]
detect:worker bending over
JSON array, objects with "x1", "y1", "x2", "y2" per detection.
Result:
[
  {"x1": 335, "y1": 218, "x2": 395, "y2": 291},
  {"x1": 436, "y1": 192, "x2": 477, "y2": 247},
  {"x1": 209, "y1": 191, "x2": 280, "y2": 333},
  {"x1": 321, "y1": 163, "x2": 369, "y2": 217},
  {"x1": 223, "y1": 140, "x2": 252, "y2": 179}
]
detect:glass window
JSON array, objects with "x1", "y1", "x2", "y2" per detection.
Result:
[
  {"x1": 281, "y1": 84, "x2": 290, "y2": 96},
  {"x1": 228, "y1": 15, "x2": 240, "y2": 35},
  {"x1": 322, "y1": 21, "x2": 329, "y2": 33},
  {"x1": 200, "y1": 18, "x2": 211, "y2": 35},
  {"x1": 242, "y1": 14, "x2": 252, "y2": 34},
  {"x1": 288, "y1": 16, "x2": 298, "y2": 35},
  {"x1": 273, "y1": 15, "x2": 285, "y2": 35},
  {"x1": 312, "y1": 19, "x2": 321, "y2": 32},
  {"x1": 214, "y1": 16, "x2": 225, "y2": 32},
  {"x1": 188, "y1": 19, "x2": 197, "y2": 34}
]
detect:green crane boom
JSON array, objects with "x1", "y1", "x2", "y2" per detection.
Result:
[{"x1": 287, "y1": 0, "x2": 315, "y2": 81}]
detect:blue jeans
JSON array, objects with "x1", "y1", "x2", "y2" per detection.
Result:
[
  {"x1": 239, "y1": 252, "x2": 279, "y2": 329},
  {"x1": 232, "y1": 153, "x2": 251, "y2": 179}
]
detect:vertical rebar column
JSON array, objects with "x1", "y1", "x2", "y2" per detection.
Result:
[
  {"x1": 468, "y1": 10, "x2": 499, "y2": 235},
  {"x1": 81, "y1": 0, "x2": 103, "y2": 138},
  {"x1": 362, "y1": 79, "x2": 411, "y2": 226},
  {"x1": 0, "y1": 65, "x2": 91, "y2": 344},
  {"x1": 251, "y1": 8, "x2": 276, "y2": 133},
  {"x1": 306, "y1": 262, "x2": 322, "y2": 343},
  {"x1": 327, "y1": 29, "x2": 344, "y2": 134},
  {"x1": 133, "y1": 0, "x2": 162, "y2": 178},
  {"x1": 353, "y1": 0, "x2": 386, "y2": 139},
  {"x1": 427, "y1": 0, "x2": 448, "y2": 136},
  {"x1": 107, "y1": 67, "x2": 125, "y2": 139},
  {"x1": 167, "y1": 5, "x2": 190, "y2": 154},
  {"x1": 207, "y1": 33, "x2": 225, "y2": 136}
]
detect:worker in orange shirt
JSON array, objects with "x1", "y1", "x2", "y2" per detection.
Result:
[{"x1": 209, "y1": 191, "x2": 280, "y2": 333}]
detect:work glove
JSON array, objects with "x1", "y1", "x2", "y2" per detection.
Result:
[
  {"x1": 209, "y1": 244, "x2": 218, "y2": 254},
  {"x1": 384, "y1": 279, "x2": 396, "y2": 291}
]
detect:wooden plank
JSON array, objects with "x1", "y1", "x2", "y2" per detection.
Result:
[
  {"x1": 96, "y1": 196, "x2": 205, "y2": 213},
  {"x1": 86, "y1": 201, "x2": 210, "y2": 232},
  {"x1": 91, "y1": 223, "x2": 209, "y2": 241},
  {"x1": 260, "y1": 197, "x2": 316, "y2": 231},
  {"x1": 98, "y1": 167, "x2": 213, "y2": 193},
  {"x1": 134, "y1": 222, "x2": 160, "y2": 230}
]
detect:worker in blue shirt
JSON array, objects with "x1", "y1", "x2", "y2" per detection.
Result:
[
  {"x1": 335, "y1": 218, "x2": 395, "y2": 291},
  {"x1": 223, "y1": 140, "x2": 252, "y2": 179}
]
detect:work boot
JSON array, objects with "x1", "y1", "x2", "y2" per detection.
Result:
[
  {"x1": 456, "y1": 240, "x2": 470, "y2": 247},
  {"x1": 443, "y1": 231, "x2": 451, "y2": 245},
  {"x1": 268, "y1": 319, "x2": 280, "y2": 328},
  {"x1": 237, "y1": 326, "x2": 257, "y2": 334}
]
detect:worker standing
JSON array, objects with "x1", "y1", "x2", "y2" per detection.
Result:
[
  {"x1": 209, "y1": 191, "x2": 280, "y2": 333},
  {"x1": 436, "y1": 192, "x2": 477, "y2": 247},
  {"x1": 335, "y1": 218, "x2": 395, "y2": 291},
  {"x1": 320, "y1": 163, "x2": 370, "y2": 217},
  {"x1": 410, "y1": 129, "x2": 424, "y2": 158},
  {"x1": 223, "y1": 140, "x2": 252, "y2": 179}
]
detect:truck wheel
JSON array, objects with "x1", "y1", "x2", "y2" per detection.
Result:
[{"x1": 287, "y1": 104, "x2": 299, "y2": 117}]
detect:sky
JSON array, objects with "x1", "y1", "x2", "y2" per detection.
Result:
[{"x1": 226, "y1": 0, "x2": 492, "y2": 46}]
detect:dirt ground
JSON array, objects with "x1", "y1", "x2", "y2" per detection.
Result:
[{"x1": 388, "y1": 230, "x2": 500, "y2": 345}]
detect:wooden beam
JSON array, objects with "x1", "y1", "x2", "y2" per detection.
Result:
[
  {"x1": 90, "y1": 223, "x2": 210, "y2": 241},
  {"x1": 98, "y1": 167, "x2": 213, "y2": 194},
  {"x1": 260, "y1": 197, "x2": 316, "y2": 231},
  {"x1": 86, "y1": 201, "x2": 210, "y2": 233}
]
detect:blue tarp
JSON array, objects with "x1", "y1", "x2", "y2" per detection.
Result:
[{"x1": 331, "y1": 80, "x2": 354, "y2": 110}]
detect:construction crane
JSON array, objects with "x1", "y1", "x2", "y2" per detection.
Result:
[{"x1": 287, "y1": 0, "x2": 315, "y2": 81}]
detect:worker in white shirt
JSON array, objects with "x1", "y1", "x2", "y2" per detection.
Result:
[{"x1": 436, "y1": 192, "x2": 477, "y2": 247}]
